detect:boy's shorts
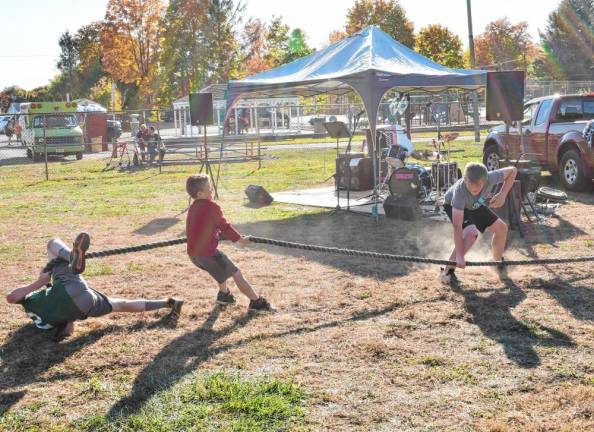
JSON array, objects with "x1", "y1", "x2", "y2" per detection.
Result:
[
  {"x1": 190, "y1": 251, "x2": 239, "y2": 284},
  {"x1": 443, "y1": 204, "x2": 499, "y2": 233}
]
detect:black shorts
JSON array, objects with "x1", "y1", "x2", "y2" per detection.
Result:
[
  {"x1": 190, "y1": 250, "x2": 239, "y2": 284},
  {"x1": 443, "y1": 204, "x2": 499, "y2": 233}
]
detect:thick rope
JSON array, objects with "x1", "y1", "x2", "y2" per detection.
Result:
[{"x1": 85, "y1": 236, "x2": 594, "y2": 267}]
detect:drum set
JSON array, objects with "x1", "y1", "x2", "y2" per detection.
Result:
[{"x1": 375, "y1": 126, "x2": 461, "y2": 208}]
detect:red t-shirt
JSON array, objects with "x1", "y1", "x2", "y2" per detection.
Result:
[{"x1": 186, "y1": 199, "x2": 241, "y2": 257}]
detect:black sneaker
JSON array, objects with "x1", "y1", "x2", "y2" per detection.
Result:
[
  {"x1": 496, "y1": 257, "x2": 508, "y2": 278},
  {"x1": 248, "y1": 297, "x2": 276, "y2": 313},
  {"x1": 69, "y1": 232, "x2": 90, "y2": 274},
  {"x1": 216, "y1": 290, "x2": 236, "y2": 305},
  {"x1": 167, "y1": 297, "x2": 184, "y2": 316}
]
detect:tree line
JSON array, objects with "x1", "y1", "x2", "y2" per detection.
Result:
[{"x1": 1, "y1": 0, "x2": 592, "y2": 112}]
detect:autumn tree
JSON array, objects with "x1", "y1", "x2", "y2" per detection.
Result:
[
  {"x1": 474, "y1": 18, "x2": 535, "y2": 72},
  {"x1": 416, "y1": 24, "x2": 464, "y2": 68},
  {"x1": 538, "y1": 0, "x2": 593, "y2": 80},
  {"x1": 100, "y1": 0, "x2": 164, "y2": 108},
  {"x1": 345, "y1": 0, "x2": 414, "y2": 47},
  {"x1": 239, "y1": 18, "x2": 268, "y2": 77},
  {"x1": 328, "y1": 30, "x2": 347, "y2": 44}
]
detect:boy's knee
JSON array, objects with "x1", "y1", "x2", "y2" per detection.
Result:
[
  {"x1": 464, "y1": 225, "x2": 479, "y2": 238},
  {"x1": 492, "y1": 219, "x2": 508, "y2": 234}
]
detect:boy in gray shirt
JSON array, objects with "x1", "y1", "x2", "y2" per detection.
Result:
[
  {"x1": 6, "y1": 233, "x2": 184, "y2": 341},
  {"x1": 441, "y1": 162, "x2": 517, "y2": 284}
]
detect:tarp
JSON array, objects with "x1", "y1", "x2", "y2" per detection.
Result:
[{"x1": 224, "y1": 25, "x2": 488, "y2": 212}]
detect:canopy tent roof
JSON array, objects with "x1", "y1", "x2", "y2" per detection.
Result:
[
  {"x1": 224, "y1": 26, "x2": 488, "y2": 212},
  {"x1": 226, "y1": 25, "x2": 487, "y2": 109}
]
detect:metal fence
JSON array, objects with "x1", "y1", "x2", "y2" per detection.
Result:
[{"x1": 1, "y1": 80, "x2": 592, "y2": 180}]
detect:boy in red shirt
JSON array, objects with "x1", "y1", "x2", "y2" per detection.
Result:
[{"x1": 186, "y1": 174, "x2": 274, "y2": 313}]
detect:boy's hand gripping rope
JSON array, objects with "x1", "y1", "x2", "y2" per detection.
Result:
[{"x1": 84, "y1": 236, "x2": 594, "y2": 267}]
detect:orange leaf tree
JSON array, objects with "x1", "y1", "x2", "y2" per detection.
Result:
[{"x1": 100, "y1": 0, "x2": 164, "y2": 107}]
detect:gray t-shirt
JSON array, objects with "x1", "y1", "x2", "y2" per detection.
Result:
[
  {"x1": 51, "y1": 260, "x2": 103, "y2": 316},
  {"x1": 444, "y1": 169, "x2": 504, "y2": 210}
]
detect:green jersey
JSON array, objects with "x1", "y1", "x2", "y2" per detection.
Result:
[{"x1": 22, "y1": 280, "x2": 85, "y2": 329}]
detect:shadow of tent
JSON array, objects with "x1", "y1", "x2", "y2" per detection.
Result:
[
  {"x1": 133, "y1": 217, "x2": 181, "y2": 236},
  {"x1": 0, "y1": 316, "x2": 173, "y2": 414},
  {"x1": 107, "y1": 296, "x2": 446, "y2": 420},
  {"x1": 452, "y1": 278, "x2": 575, "y2": 369},
  {"x1": 536, "y1": 277, "x2": 594, "y2": 322},
  {"x1": 234, "y1": 211, "x2": 456, "y2": 280}
]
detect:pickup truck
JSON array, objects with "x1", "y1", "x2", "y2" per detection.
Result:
[{"x1": 482, "y1": 94, "x2": 594, "y2": 191}]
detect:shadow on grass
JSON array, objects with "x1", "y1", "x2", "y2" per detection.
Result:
[
  {"x1": 0, "y1": 315, "x2": 174, "y2": 415},
  {"x1": 537, "y1": 277, "x2": 594, "y2": 322},
  {"x1": 133, "y1": 217, "x2": 181, "y2": 235},
  {"x1": 107, "y1": 295, "x2": 446, "y2": 420},
  {"x1": 234, "y1": 210, "x2": 586, "y2": 280},
  {"x1": 107, "y1": 305, "x2": 255, "y2": 418},
  {"x1": 452, "y1": 277, "x2": 575, "y2": 368}
]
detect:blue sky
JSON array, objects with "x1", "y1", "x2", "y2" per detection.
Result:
[{"x1": 0, "y1": 0, "x2": 562, "y2": 90}]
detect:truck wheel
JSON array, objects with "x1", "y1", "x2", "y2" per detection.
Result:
[
  {"x1": 559, "y1": 149, "x2": 587, "y2": 191},
  {"x1": 483, "y1": 145, "x2": 501, "y2": 171},
  {"x1": 76, "y1": 152, "x2": 83, "y2": 160}
]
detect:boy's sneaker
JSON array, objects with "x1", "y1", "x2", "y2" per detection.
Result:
[
  {"x1": 496, "y1": 257, "x2": 508, "y2": 278},
  {"x1": 167, "y1": 297, "x2": 184, "y2": 316},
  {"x1": 439, "y1": 267, "x2": 457, "y2": 285},
  {"x1": 216, "y1": 290, "x2": 236, "y2": 305},
  {"x1": 248, "y1": 297, "x2": 276, "y2": 313},
  {"x1": 69, "y1": 232, "x2": 90, "y2": 274}
]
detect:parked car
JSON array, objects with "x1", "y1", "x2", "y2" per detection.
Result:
[
  {"x1": 107, "y1": 119, "x2": 122, "y2": 142},
  {"x1": 482, "y1": 93, "x2": 594, "y2": 191}
]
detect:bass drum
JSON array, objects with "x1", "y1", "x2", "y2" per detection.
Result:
[{"x1": 388, "y1": 164, "x2": 432, "y2": 198}]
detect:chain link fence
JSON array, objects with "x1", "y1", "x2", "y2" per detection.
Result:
[{"x1": 1, "y1": 80, "x2": 592, "y2": 180}]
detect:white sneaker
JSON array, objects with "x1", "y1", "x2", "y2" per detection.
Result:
[{"x1": 439, "y1": 267, "x2": 456, "y2": 285}]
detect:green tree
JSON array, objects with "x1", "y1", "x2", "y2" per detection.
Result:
[
  {"x1": 57, "y1": 31, "x2": 79, "y2": 98},
  {"x1": 284, "y1": 28, "x2": 313, "y2": 63},
  {"x1": 346, "y1": 0, "x2": 415, "y2": 48},
  {"x1": 538, "y1": 0, "x2": 593, "y2": 80},
  {"x1": 265, "y1": 16, "x2": 290, "y2": 67},
  {"x1": 415, "y1": 24, "x2": 464, "y2": 68}
]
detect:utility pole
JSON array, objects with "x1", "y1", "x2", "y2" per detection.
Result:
[{"x1": 466, "y1": 0, "x2": 481, "y2": 144}]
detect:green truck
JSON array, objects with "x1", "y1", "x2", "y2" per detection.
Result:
[{"x1": 19, "y1": 102, "x2": 84, "y2": 161}]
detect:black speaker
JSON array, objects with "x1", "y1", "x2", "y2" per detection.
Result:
[
  {"x1": 245, "y1": 185, "x2": 273, "y2": 206},
  {"x1": 486, "y1": 71, "x2": 525, "y2": 122},
  {"x1": 383, "y1": 195, "x2": 422, "y2": 221},
  {"x1": 336, "y1": 155, "x2": 373, "y2": 190},
  {"x1": 189, "y1": 93, "x2": 213, "y2": 126}
]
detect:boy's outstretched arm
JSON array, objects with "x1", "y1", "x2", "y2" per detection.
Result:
[
  {"x1": 489, "y1": 167, "x2": 518, "y2": 209},
  {"x1": 6, "y1": 271, "x2": 51, "y2": 304},
  {"x1": 452, "y1": 208, "x2": 466, "y2": 268}
]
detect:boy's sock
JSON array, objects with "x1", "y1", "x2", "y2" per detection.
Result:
[
  {"x1": 57, "y1": 248, "x2": 71, "y2": 261},
  {"x1": 144, "y1": 300, "x2": 169, "y2": 311}
]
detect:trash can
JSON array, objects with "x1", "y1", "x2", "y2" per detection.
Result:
[{"x1": 312, "y1": 118, "x2": 326, "y2": 135}]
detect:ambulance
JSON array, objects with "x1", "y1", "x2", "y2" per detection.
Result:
[{"x1": 19, "y1": 102, "x2": 84, "y2": 160}]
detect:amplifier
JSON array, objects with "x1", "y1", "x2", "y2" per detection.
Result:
[
  {"x1": 431, "y1": 162, "x2": 460, "y2": 190},
  {"x1": 336, "y1": 154, "x2": 373, "y2": 191},
  {"x1": 383, "y1": 195, "x2": 422, "y2": 221}
]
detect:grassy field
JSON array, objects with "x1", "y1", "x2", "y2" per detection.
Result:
[{"x1": 0, "y1": 143, "x2": 593, "y2": 431}]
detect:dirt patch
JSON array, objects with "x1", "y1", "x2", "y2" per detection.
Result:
[{"x1": 1, "y1": 194, "x2": 593, "y2": 430}]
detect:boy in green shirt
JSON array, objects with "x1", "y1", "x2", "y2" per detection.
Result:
[{"x1": 6, "y1": 233, "x2": 183, "y2": 341}]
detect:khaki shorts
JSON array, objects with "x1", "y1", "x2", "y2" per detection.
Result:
[{"x1": 190, "y1": 251, "x2": 238, "y2": 284}]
